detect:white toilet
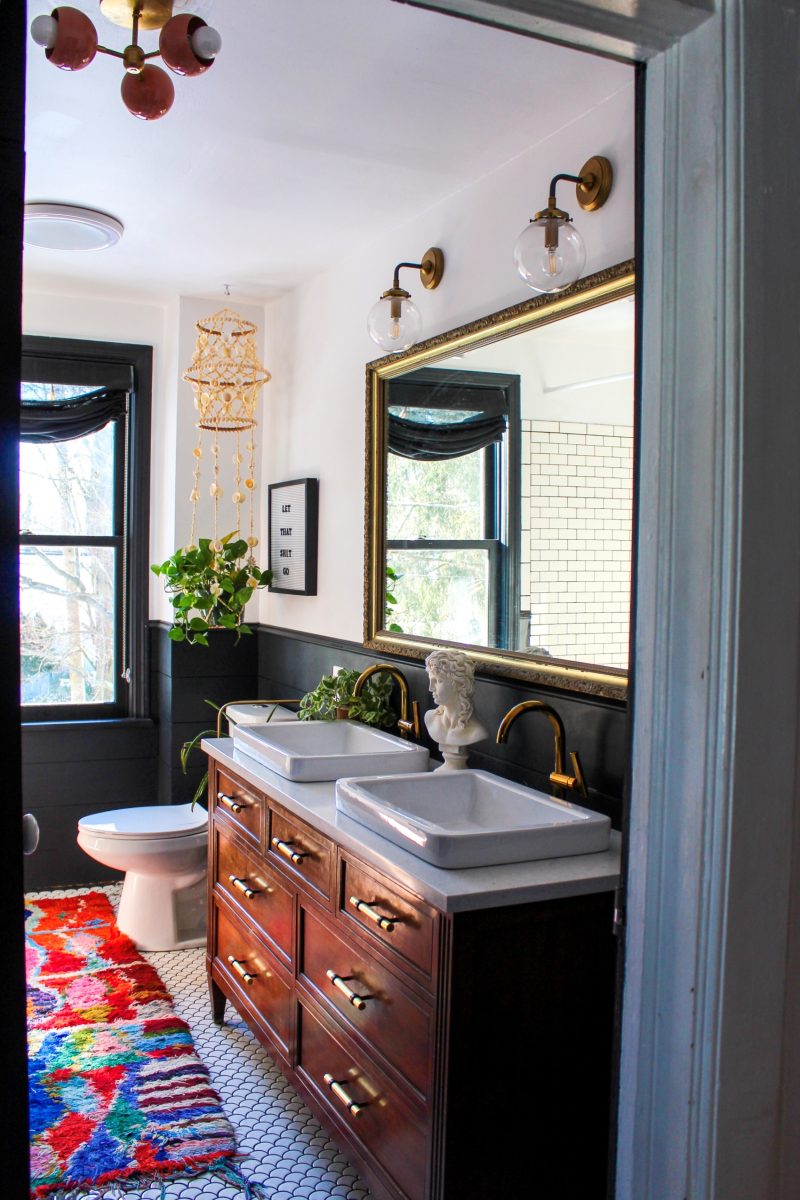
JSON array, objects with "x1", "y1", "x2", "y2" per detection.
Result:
[{"x1": 77, "y1": 803, "x2": 209, "y2": 952}]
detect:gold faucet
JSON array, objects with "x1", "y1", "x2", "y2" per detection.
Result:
[
  {"x1": 496, "y1": 700, "x2": 587, "y2": 800},
  {"x1": 353, "y1": 664, "x2": 422, "y2": 741}
]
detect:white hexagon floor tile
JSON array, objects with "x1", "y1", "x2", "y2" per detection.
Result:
[{"x1": 26, "y1": 884, "x2": 377, "y2": 1200}]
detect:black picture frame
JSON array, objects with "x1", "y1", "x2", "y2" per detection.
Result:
[{"x1": 268, "y1": 478, "x2": 319, "y2": 595}]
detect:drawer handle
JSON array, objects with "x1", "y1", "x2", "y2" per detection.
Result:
[
  {"x1": 323, "y1": 1072, "x2": 366, "y2": 1117},
  {"x1": 218, "y1": 791, "x2": 243, "y2": 814},
  {"x1": 349, "y1": 896, "x2": 397, "y2": 933},
  {"x1": 228, "y1": 874, "x2": 257, "y2": 900},
  {"x1": 227, "y1": 955, "x2": 256, "y2": 986},
  {"x1": 272, "y1": 836, "x2": 307, "y2": 865},
  {"x1": 326, "y1": 969, "x2": 369, "y2": 1011}
]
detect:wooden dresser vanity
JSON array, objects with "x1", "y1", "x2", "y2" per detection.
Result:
[{"x1": 204, "y1": 739, "x2": 620, "y2": 1200}]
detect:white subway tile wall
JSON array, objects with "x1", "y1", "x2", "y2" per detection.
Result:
[{"x1": 520, "y1": 420, "x2": 633, "y2": 668}]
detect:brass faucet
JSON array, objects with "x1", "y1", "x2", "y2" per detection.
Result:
[
  {"x1": 353, "y1": 663, "x2": 422, "y2": 741},
  {"x1": 496, "y1": 700, "x2": 587, "y2": 800}
]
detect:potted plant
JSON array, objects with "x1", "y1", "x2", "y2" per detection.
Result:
[
  {"x1": 298, "y1": 668, "x2": 395, "y2": 727},
  {"x1": 151, "y1": 531, "x2": 272, "y2": 645}
]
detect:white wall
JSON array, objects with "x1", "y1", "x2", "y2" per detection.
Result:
[
  {"x1": 259, "y1": 83, "x2": 635, "y2": 642},
  {"x1": 21, "y1": 82, "x2": 633, "y2": 638}
]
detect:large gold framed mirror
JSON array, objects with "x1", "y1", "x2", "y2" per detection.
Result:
[{"x1": 364, "y1": 259, "x2": 635, "y2": 701}]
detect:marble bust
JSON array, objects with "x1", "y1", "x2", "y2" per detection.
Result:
[{"x1": 424, "y1": 649, "x2": 487, "y2": 770}]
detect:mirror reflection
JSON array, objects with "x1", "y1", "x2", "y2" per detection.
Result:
[{"x1": 365, "y1": 261, "x2": 635, "y2": 699}]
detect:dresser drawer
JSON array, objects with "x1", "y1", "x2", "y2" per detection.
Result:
[
  {"x1": 339, "y1": 857, "x2": 436, "y2": 983},
  {"x1": 299, "y1": 905, "x2": 433, "y2": 1100},
  {"x1": 214, "y1": 903, "x2": 292, "y2": 1058},
  {"x1": 214, "y1": 829, "x2": 294, "y2": 965},
  {"x1": 213, "y1": 767, "x2": 264, "y2": 847},
  {"x1": 297, "y1": 999, "x2": 427, "y2": 1200},
  {"x1": 268, "y1": 803, "x2": 334, "y2": 905}
]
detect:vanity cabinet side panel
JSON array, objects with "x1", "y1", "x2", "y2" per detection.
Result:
[{"x1": 439, "y1": 891, "x2": 616, "y2": 1200}]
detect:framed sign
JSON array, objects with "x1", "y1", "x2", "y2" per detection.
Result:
[{"x1": 268, "y1": 478, "x2": 319, "y2": 595}]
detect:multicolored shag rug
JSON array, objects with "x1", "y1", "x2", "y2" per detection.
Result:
[{"x1": 25, "y1": 891, "x2": 259, "y2": 1198}]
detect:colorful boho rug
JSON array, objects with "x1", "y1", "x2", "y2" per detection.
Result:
[{"x1": 25, "y1": 891, "x2": 257, "y2": 1198}]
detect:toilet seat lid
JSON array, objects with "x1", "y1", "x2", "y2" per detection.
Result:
[{"x1": 78, "y1": 803, "x2": 208, "y2": 839}]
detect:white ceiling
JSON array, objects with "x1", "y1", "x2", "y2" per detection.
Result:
[{"x1": 23, "y1": 0, "x2": 632, "y2": 302}]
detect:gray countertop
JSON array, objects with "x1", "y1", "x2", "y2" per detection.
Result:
[{"x1": 203, "y1": 738, "x2": 621, "y2": 914}]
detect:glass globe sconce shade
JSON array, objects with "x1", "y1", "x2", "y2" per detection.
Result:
[
  {"x1": 30, "y1": 1, "x2": 221, "y2": 119},
  {"x1": 514, "y1": 216, "x2": 586, "y2": 293},
  {"x1": 159, "y1": 15, "x2": 220, "y2": 76},
  {"x1": 367, "y1": 247, "x2": 445, "y2": 354},
  {"x1": 121, "y1": 62, "x2": 175, "y2": 119},
  {"x1": 515, "y1": 155, "x2": 613, "y2": 294},
  {"x1": 32, "y1": 7, "x2": 98, "y2": 70},
  {"x1": 367, "y1": 292, "x2": 423, "y2": 353}
]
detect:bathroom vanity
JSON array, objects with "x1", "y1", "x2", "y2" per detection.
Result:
[{"x1": 203, "y1": 738, "x2": 620, "y2": 1200}]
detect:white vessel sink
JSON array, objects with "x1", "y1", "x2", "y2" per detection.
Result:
[
  {"x1": 335, "y1": 769, "x2": 610, "y2": 868},
  {"x1": 232, "y1": 719, "x2": 430, "y2": 782}
]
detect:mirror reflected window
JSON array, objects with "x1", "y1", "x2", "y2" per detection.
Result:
[{"x1": 365, "y1": 260, "x2": 635, "y2": 699}]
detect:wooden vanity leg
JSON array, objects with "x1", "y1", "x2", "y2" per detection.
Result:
[{"x1": 209, "y1": 976, "x2": 227, "y2": 1025}]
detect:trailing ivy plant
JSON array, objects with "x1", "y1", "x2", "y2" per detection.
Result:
[
  {"x1": 180, "y1": 699, "x2": 283, "y2": 807},
  {"x1": 298, "y1": 668, "x2": 395, "y2": 728},
  {"x1": 151, "y1": 531, "x2": 272, "y2": 645},
  {"x1": 385, "y1": 564, "x2": 403, "y2": 634}
]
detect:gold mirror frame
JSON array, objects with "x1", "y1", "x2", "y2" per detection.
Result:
[{"x1": 363, "y1": 259, "x2": 635, "y2": 701}]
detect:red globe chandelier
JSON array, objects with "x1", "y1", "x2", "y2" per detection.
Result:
[{"x1": 30, "y1": 1, "x2": 222, "y2": 121}]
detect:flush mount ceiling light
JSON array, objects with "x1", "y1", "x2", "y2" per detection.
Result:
[
  {"x1": 23, "y1": 202, "x2": 124, "y2": 250},
  {"x1": 367, "y1": 247, "x2": 445, "y2": 353},
  {"x1": 514, "y1": 156, "x2": 613, "y2": 294},
  {"x1": 29, "y1": 1, "x2": 222, "y2": 121}
]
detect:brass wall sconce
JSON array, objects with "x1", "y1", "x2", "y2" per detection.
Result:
[
  {"x1": 514, "y1": 155, "x2": 613, "y2": 293},
  {"x1": 367, "y1": 247, "x2": 445, "y2": 353},
  {"x1": 30, "y1": 1, "x2": 222, "y2": 121}
]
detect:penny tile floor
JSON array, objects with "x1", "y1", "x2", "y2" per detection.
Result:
[{"x1": 26, "y1": 885, "x2": 377, "y2": 1200}]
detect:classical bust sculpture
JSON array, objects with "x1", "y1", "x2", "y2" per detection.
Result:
[{"x1": 424, "y1": 648, "x2": 487, "y2": 770}]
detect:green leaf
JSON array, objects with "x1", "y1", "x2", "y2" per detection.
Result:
[
  {"x1": 168, "y1": 627, "x2": 185, "y2": 642},
  {"x1": 189, "y1": 617, "x2": 210, "y2": 631},
  {"x1": 192, "y1": 632, "x2": 209, "y2": 646}
]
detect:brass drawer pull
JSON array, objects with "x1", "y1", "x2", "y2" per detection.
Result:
[
  {"x1": 323, "y1": 1072, "x2": 366, "y2": 1117},
  {"x1": 228, "y1": 874, "x2": 257, "y2": 900},
  {"x1": 227, "y1": 955, "x2": 256, "y2": 986},
  {"x1": 272, "y1": 836, "x2": 306, "y2": 865},
  {"x1": 349, "y1": 896, "x2": 397, "y2": 932},
  {"x1": 218, "y1": 791, "x2": 243, "y2": 814},
  {"x1": 326, "y1": 969, "x2": 368, "y2": 1011}
]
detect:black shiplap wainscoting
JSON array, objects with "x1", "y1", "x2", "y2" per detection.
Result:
[
  {"x1": 24, "y1": 623, "x2": 627, "y2": 890},
  {"x1": 21, "y1": 718, "x2": 157, "y2": 890},
  {"x1": 150, "y1": 623, "x2": 260, "y2": 808},
  {"x1": 256, "y1": 625, "x2": 627, "y2": 828}
]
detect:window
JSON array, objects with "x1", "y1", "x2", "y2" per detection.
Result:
[
  {"x1": 385, "y1": 367, "x2": 520, "y2": 648},
  {"x1": 19, "y1": 337, "x2": 151, "y2": 721}
]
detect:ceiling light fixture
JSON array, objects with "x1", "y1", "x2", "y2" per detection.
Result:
[
  {"x1": 514, "y1": 156, "x2": 613, "y2": 294},
  {"x1": 367, "y1": 247, "x2": 445, "y2": 353},
  {"x1": 23, "y1": 202, "x2": 124, "y2": 250},
  {"x1": 29, "y1": 1, "x2": 222, "y2": 121}
]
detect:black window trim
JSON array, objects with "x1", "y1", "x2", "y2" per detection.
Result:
[
  {"x1": 20, "y1": 335, "x2": 151, "y2": 722},
  {"x1": 386, "y1": 366, "x2": 521, "y2": 648}
]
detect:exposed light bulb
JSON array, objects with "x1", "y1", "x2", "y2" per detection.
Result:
[
  {"x1": 30, "y1": 14, "x2": 57, "y2": 49},
  {"x1": 367, "y1": 293, "x2": 422, "y2": 353},
  {"x1": 514, "y1": 216, "x2": 586, "y2": 294},
  {"x1": 191, "y1": 24, "x2": 222, "y2": 59}
]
